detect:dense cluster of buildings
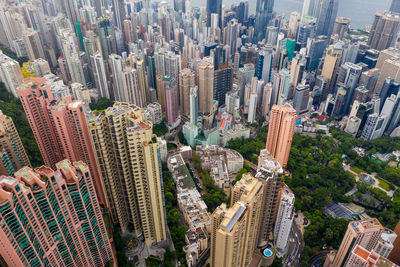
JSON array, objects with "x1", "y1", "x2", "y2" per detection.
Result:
[
  {"x1": 195, "y1": 145, "x2": 243, "y2": 189},
  {"x1": 0, "y1": 0, "x2": 399, "y2": 266}
]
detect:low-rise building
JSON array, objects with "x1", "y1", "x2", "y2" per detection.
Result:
[
  {"x1": 221, "y1": 124, "x2": 250, "y2": 146},
  {"x1": 196, "y1": 145, "x2": 244, "y2": 188}
]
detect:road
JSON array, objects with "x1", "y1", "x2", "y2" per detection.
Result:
[
  {"x1": 283, "y1": 222, "x2": 304, "y2": 267},
  {"x1": 244, "y1": 159, "x2": 258, "y2": 172},
  {"x1": 308, "y1": 251, "x2": 331, "y2": 267}
]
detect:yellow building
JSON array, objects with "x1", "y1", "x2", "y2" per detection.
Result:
[
  {"x1": 89, "y1": 102, "x2": 166, "y2": 246},
  {"x1": 210, "y1": 173, "x2": 264, "y2": 267},
  {"x1": 321, "y1": 44, "x2": 343, "y2": 95}
]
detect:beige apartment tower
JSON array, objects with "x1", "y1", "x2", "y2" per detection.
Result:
[
  {"x1": 321, "y1": 44, "x2": 343, "y2": 95},
  {"x1": 332, "y1": 218, "x2": 384, "y2": 267},
  {"x1": 256, "y1": 149, "x2": 284, "y2": 246},
  {"x1": 210, "y1": 173, "x2": 264, "y2": 267},
  {"x1": 179, "y1": 68, "x2": 195, "y2": 116},
  {"x1": 266, "y1": 104, "x2": 297, "y2": 168},
  {"x1": 89, "y1": 102, "x2": 167, "y2": 246},
  {"x1": 197, "y1": 61, "x2": 214, "y2": 114}
]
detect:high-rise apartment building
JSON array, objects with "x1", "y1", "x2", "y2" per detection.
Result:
[
  {"x1": 266, "y1": 104, "x2": 297, "y2": 168},
  {"x1": 0, "y1": 50, "x2": 23, "y2": 97},
  {"x1": 179, "y1": 68, "x2": 195, "y2": 116},
  {"x1": 0, "y1": 110, "x2": 30, "y2": 176},
  {"x1": 210, "y1": 173, "x2": 264, "y2": 267},
  {"x1": 198, "y1": 61, "x2": 214, "y2": 114},
  {"x1": 388, "y1": 220, "x2": 400, "y2": 264},
  {"x1": 190, "y1": 86, "x2": 198, "y2": 125},
  {"x1": 18, "y1": 77, "x2": 107, "y2": 206},
  {"x1": 333, "y1": 218, "x2": 384, "y2": 266},
  {"x1": 368, "y1": 11, "x2": 400, "y2": 51},
  {"x1": 274, "y1": 184, "x2": 295, "y2": 258},
  {"x1": 0, "y1": 160, "x2": 114, "y2": 267},
  {"x1": 256, "y1": 149, "x2": 283, "y2": 246},
  {"x1": 89, "y1": 102, "x2": 167, "y2": 245},
  {"x1": 293, "y1": 84, "x2": 310, "y2": 114}
]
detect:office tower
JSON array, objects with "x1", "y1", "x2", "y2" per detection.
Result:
[
  {"x1": 302, "y1": 0, "x2": 322, "y2": 17},
  {"x1": 306, "y1": 36, "x2": 328, "y2": 71},
  {"x1": 238, "y1": 64, "x2": 255, "y2": 104},
  {"x1": 256, "y1": 149, "x2": 283, "y2": 246},
  {"x1": 257, "y1": 46, "x2": 274, "y2": 82},
  {"x1": 261, "y1": 83, "x2": 273, "y2": 117},
  {"x1": 333, "y1": 218, "x2": 384, "y2": 266},
  {"x1": 368, "y1": 11, "x2": 400, "y2": 51},
  {"x1": 336, "y1": 62, "x2": 363, "y2": 114},
  {"x1": 164, "y1": 76, "x2": 179, "y2": 126},
  {"x1": 179, "y1": 68, "x2": 195, "y2": 116},
  {"x1": 236, "y1": 1, "x2": 249, "y2": 24},
  {"x1": 360, "y1": 69, "x2": 380, "y2": 97},
  {"x1": 0, "y1": 110, "x2": 30, "y2": 176},
  {"x1": 0, "y1": 50, "x2": 23, "y2": 97},
  {"x1": 391, "y1": 0, "x2": 400, "y2": 13},
  {"x1": 333, "y1": 17, "x2": 350, "y2": 39},
  {"x1": 90, "y1": 52, "x2": 110, "y2": 98},
  {"x1": 210, "y1": 173, "x2": 264, "y2": 267},
  {"x1": 289, "y1": 55, "x2": 307, "y2": 96},
  {"x1": 174, "y1": 0, "x2": 186, "y2": 12},
  {"x1": 266, "y1": 104, "x2": 297, "y2": 168},
  {"x1": 109, "y1": 54, "x2": 126, "y2": 102},
  {"x1": 190, "y1": 87, "x2": 198, "y2": 125},
  {"x1": 293, "y1": 84, "x2": 310, "y2": 114},
  {"x1": 375, "y1": 57, "x2": 400, "y2": 95},
  {"x1": 288, "y1": 12, "x2": 301, "y2": 38},
  {"x1": 89, "y1": 102, "x2": 167, "y2": 245},
  {"x1": 274, "y1": 185, "x2": 295, "y2": 258},
  {"x1": 23, "y1": 29, "x2": 45, "y2": 61},
  {"x1": 362, "y1": 49, "x2": 380, "y2": 69},
  {"x1": 388, "y1": 220, "x2": 400, "y2": 264},
  {"x1": 0, "y1": 160, "x2": 114, "y2": 267},
  {"x1": 321, "y1": 43, "x2": 343, "y2": 95},
  {"x1": 207, "y1": 0, "x2": 222, "y2": 28},
  {"x1": 198, "y1": 61, "x2": 214, "y2": 114},
  {"x1": 341, "y1": 42, "x2": 360, "y2": 64},
  {"x1": 316, "y1": 0, "x2": 339, "y2": 38},
  {"x1": 248, "y1": 93, "x2": 258, "y2": 123},
  {"x1": 362, "y1": 113, "x2": 385, "y2": 140},
  {"x1": 255, "y1": 0, "x2": 275, "y2": 41},
  {"x1": 214, "y1": 67, "x2": 233, "y2": 107},
  {"x1": 18, "y1": 78, "x2": 107, "y2": 206},
  {"x1": 332, "y1": 84, "x2": 349, "y2": 118},
  {"x1": 297, "y1": 16, "x2": 317, "y2": 49}
]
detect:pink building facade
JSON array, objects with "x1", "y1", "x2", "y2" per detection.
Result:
[
  {"x1": 266, "y1": 104, "x2": 297, "y2": 168},
  {"x1": 0, "y1": 160, "x2": 114, "y2": 266},
  {"x1": 164, "y1": 76, "x2": 179, "y2": 126},
  {"x1": 18, "y1": 78, "x2": 107, "y2": 207}
]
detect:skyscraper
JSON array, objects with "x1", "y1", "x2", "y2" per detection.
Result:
[
  {"x1": 0, "y1": 110, "x2": 30, "y2": 176},
  {"x1": 255, "y1": 0, "x2": 275, "y2": 41},
  {"x1": 164, "y1": 76, "x2": 179, "y2": 126},
  {"x1": 89, "y1": 102, "x2": 167, "y2": 245},
  {"x1": 333, "y1": 218, "x2": 384, "y2": 266},
  {"x1": 18, "y1": 78, "x2": 107, "y2": 206},
  {"x1": 274, "y1": 184, "x2": 295, "y2": 258},
  {"x1": 207, "y1": 0, "x2": 222, "y2": 28},
  {"x1": 210, "y1": 173, "x2": 264, "y2": 267},
  {"x1": 0, "y1": 50, "x2": 23, "y2": 97},
  {"x1": 179, "y1": 68, "x2": 195, "y2": 116},
  {"x1": 0, "y1": 160, "x2": 114, "y2": 266},
  {"x1": 368, "y1": 11, "x2": 400, "y2": 51},
  {"x1": 316, "y1": 0, "x2": 339, "y2": 38},
  {"x1": 266, "y1": 104, "x2": 297, "y2": 168},
  {"x1": 190, "y1": 86, "x2": 198, "y2": 125},
  {"x1": 293, "y1": 84, "x2": 310, "y2": 114},
  {"x1": 390, "y1": 0, "x2": 400, "y2": 13},
  {"x1": 198, "y1": 60, "x2": 214, "y2": 114},
  {"x1": 214, "y1": 67, "x2": 233, "y2": 107},
  {"x1": 256, "y1": 149, "x2": 283, "y2": 246}
]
